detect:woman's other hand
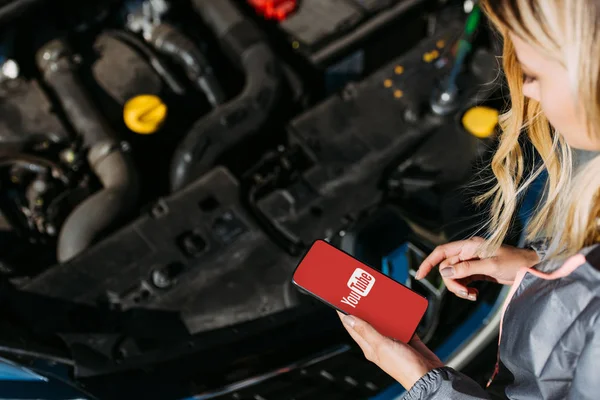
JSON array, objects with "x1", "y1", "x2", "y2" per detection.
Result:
[
  {"x1": 415, "y1": 237, "x2": 540, "y2": 301},
  {"x1": 337, "y1": 311, "x2": 443, "y2": 390}
]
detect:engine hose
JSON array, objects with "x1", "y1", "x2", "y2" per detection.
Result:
[
  {"x1": 105, "y1": 30, "x2": 186, "y2": 96},
  {"x1": 36, "y1": 39, "x2": 139, "y2": 263},
  {"x1": 0, "y1": 153, "x2": 69, "y2": 184},
  {"x1": 148, "y1": 23, "x2": 225, "y2": 107},
  {"x1": 169, "y1": 0, "x2": 283, "y2": 192}
]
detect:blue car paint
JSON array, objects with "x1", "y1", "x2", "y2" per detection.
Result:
[
  {"x1": 381, "y1": 243, "x2": 410, "y2": 287},
  {"x1": 0, "y1": 357, "x2": 91, "y2": 399},
  {"x1": 0, "y1": 356, "x2": 47, "y2": 382}
]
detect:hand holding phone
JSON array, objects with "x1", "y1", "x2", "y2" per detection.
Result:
[{"x1": 292, "y1": 240, "x2": 428, "y2": 343}]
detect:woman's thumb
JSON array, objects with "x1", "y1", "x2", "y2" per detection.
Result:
[{"x1": 440, "y1": 259, "x2": 492, "y2": 279}]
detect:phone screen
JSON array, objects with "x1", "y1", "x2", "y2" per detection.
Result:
[{"x1": 292, "y1": 240, "x2": 428, "y2": 343}]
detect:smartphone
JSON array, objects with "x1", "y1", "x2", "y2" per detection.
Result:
[{"x1": 292, "y1": 239, "x2": 428, "y2": 343}]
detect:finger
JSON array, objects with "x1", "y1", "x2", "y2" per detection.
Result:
[
  {"x1": 342, "y1": 319, "x2": 439, "y2": 389},
  {"x1": 340, "y1": 314, "x2": 392, "y2": 364},
  {"x1": 416, "y1": 237, "x2": 484, "y2": 279},
  {"x1": 442, "y1": 277, "x2": 478, "y2": 301},
  {"x1": 345, "y1": 315, "x2": 388, "y2": 346},
  {"x1": 455, "y1": 280, "x2": 480, "y2": 297},
  {"x1": 338, "y1": 312, "x2": 374, "y2": 353},
  {"x1": 416, "y1": 242, "x2": 463, "y2": 280},
  {"x1": 438, "y1": 256, "x2": 456, "y2": 271},
  {"x1": 439, "y1": 254, "x2": 468, "y2": 270},
  {"x1": 440, "y1": 258, "x2": 496, "y2": 281},
  {"x1": 344, "y1": 320, "x2": 376, "y2": 356}
]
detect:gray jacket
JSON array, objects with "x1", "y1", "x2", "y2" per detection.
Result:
[{"x1": 403, "y1": 243, "x2": 600, "y2": 400}]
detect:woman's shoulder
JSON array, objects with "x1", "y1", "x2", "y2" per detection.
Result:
[
  {"x1": 571, "y1": 244, "x2": 600, "y2": 282},
  {"x1": 532, "y1": 244, "x2": 600, "y2": 308},
  {"x1": 536, "y1": 244, "x2": 600, "y2": 277},
  {"x1": 528, "y1": 245, "x2": 600, "y2": 334},
  {"x1": 573, "y1": 244, "x2": 600, "y2": 295}
]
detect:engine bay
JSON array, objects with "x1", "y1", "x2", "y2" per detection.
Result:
[{"x1": 0, "y1": 0, "x2": 511, "y2": 396}]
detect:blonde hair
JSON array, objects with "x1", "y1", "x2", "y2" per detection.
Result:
[{"x1": 477, "y1": 0, "x2": 600, "y2": 258}]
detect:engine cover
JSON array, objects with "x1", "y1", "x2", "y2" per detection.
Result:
[
  {"x1": 92, "y1": 33, "x2": 163, "y2": 105},
  {"x1": 256, "y1": 26, "x2": 496, "y2": 245},
  {"x1": 23, "y1": 167, "x2": 299, "y2": 337},
  {"x1": 0, "y1": 79, "x2": 69, "y2": 150}
]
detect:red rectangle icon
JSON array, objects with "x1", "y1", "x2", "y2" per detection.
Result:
[{"x1": 292, "y1": 240, "x2": 428, "y2": 343}]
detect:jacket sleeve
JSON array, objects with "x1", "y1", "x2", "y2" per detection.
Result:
[
  {"x1": 402, "y1": 367, "x2": 491, "y2": 399},
  {"x1": 524, "y1": 237, "x2": 550, "y2": 261},
  {"x1": 566, "y1": 318, "x2": 600, "y2": 399}
]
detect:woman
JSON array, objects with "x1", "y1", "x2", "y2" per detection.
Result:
[{"x1": 338, "y1": 0, "x2": 600, "y2": 398}]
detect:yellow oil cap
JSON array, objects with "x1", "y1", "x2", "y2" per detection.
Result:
[
  {"x1": 123, "y1": 95, "x2": 167, "y2": 134},
  {"x1": 462, "y1": 106, "x2": 499, "y2": 138}
]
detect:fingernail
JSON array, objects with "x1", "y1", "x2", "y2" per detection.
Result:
[
  {"x1": 440, "y1": 267, "x2": 455, "y2": 277},
  {"x1": 342, "y1": 315, "x2": 356, "y2": 329},
  {"x1": 415, "y1": 270, "x2": 422, "y2": 280},
  {"x1": 459, "y1": 289, "x2": 469, "y2": 298},
  {"x1": 468, "y1": 294, "x2": 477, "y2": 301}
]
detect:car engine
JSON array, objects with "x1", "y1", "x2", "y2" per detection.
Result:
[{"x1": 0, "y1": 0, "x2": 519, "y2": 398}]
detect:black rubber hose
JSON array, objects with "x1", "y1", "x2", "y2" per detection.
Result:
[
  {"x1": 105, "y1": 30, "x2": 186, "y2": 96},
  {"x1": 169, "y1": 0, "x2": 283, "y2": 192},
  {"x1": 0, "y1": 153, "x2": 69, "y2": 184},
  {"x1": 148, "y1": 23, "x2": 225, "y2": 107},
  {"x1": 36, "y1": 39, "x2": 140, "y2": 263}
]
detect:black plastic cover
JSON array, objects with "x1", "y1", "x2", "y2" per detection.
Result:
[
  {"x1": 279, "y1": 0, "x2": 363, "y2": 49},
  {"x1": 0, "y1": 79, "x2": 69, "y2": 149},
  {"x1": 278, "y1": 0, "x2": 429, "y2": 67},
  {"x1": 257, "y1": 27, "x2": 495, "y2": 245},
  {"x1": 23, "y1": 167, "x2": 299, "y2": 336}
]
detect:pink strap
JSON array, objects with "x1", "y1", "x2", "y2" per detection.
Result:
[{"x1": 487, "y1": 254, "x2": 587, "y2": 387}]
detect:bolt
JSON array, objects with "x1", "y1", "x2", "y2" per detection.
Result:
[
  {"x1": 46, "y1": 225, "x2": 56, "y2": 236},
  {"x1": 151, "y1": 201, "x2": 168, "y2": 218},
  {"x1": 32, "y1": 180, "x2": 47, "y2": 193},
  {"x1": 222, "y1": 211, "x2": 233, "y2": 221},
  {"x1": 181, "y1": 231, "x2": 207, "y2": 257},
  {"x1": 404, "y1": 105, "x2": 419, "y2": 123},
  {"x1": 464, "y1": 0, "x2": 475, "y2": 13},
  {"x1": 60, "y1": 148, "x2": 76, "y2": 164},
  {"x1": 1, "y1": 59, "x2": 19, "y2": 79},
  {"x1": 152, "y1": 269, "x2": 171, "y2": 289},
  {"x1": 342, "y1": 84, "x2": 358, "y2": 100},
  {"x1": 120, "y1": 141, "x2": 131, "y2": 152}
]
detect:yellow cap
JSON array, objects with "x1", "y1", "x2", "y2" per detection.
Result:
[
  {"x1": 423, "y1": 50, "x2": 440, "y2": 63},
  {"x1": 462, "y1": 106, "x2": 499, "y2": 138},
  {"x1": 123, "y1": 95, "x2": 167, "y2": 134}
]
